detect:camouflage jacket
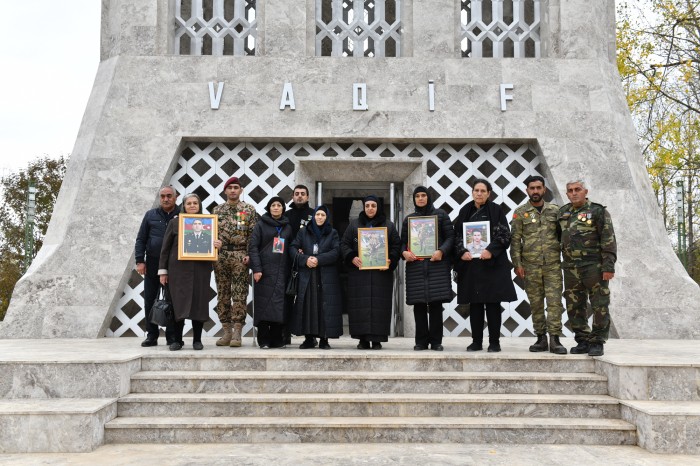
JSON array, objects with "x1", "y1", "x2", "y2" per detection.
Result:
[
  {"x1": 510, "y1": 201, "x2": 561, "y2": 268},
  {"x1": 558, "y1": 200, "x2": 616, "y2": 272},
  {"x1": 213, "y1": 201, "x2": 258, "y2": 250}
]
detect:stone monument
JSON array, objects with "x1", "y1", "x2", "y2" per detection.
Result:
[{"x1": 2, "y1": 0, "x2": 698, "y2": 339}]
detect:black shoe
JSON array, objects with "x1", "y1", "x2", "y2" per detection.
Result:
[
  {"x1": 487, "y1": 343, "x2": 501, "y2": 353},
  {"x1": 549, "y1": 335, "x2": 567, "y2": 355},
  {"x1": 431, "y1": 344, "x2": 444, "y2": 351},
  {"x1": 466, "y1": 342, "x2": 482, "y2": 352},
  {"x1": 141, "y1": 338, "x2": 158, "y2": 347},
  {"x1": 588, "y1": 343, "x2": 604, "y2": 356},
  {"x1": 570, "y1": 341, "x2": 590, "y2": 354},
  {"x1": 193, "y1": 341, "x2": 204, "y2": 351},
  {"x1": 319, "y1": 338, "x2": 331, "y2": 350},
  {"x1": 169, "y1": 342, "x2": 183, "y2": 351},
  {"x1": 414, "y1": 345, "x2": 428, "y2": 351},
  {"x1": 372, "y1": 342, "x2": 382, "y2": 350},
  {"x1": 299, "y1": 338, "x2": 316, "y2": 349},
  {"x1": 529, "y1": 334, "x2": 548, "y2": 352},
  {"x1": 357, "y1": 340, "x2": 370, "y2": 350}
]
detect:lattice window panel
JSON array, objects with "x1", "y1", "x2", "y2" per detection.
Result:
[
  {"x1": 174, "y1": 0, "x2": 257, "y2": 56},
  {"x1": 107, "y1": 142, "x2": 295, "y2": 338},
  {"x1": 108, "y1": 141, "x2": 572, "y2": 339},
  {"x1": 316, "y1": 0, "x2": 402, "y2": 57},
  {"x1": 460, "y1": 0, "x2": 541, "y2": 58}
]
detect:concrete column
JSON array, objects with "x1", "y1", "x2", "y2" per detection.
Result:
[{"x1": 411, "y1": 0, "x2": 458, "y2": 58}]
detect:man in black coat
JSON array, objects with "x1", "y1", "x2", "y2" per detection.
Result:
[
  {"x1": 284, "y1": 184, "x2": 315, "y2": 237},
  {"x1": 135, "y1": 186, "x2": 180, "y2": 347}
]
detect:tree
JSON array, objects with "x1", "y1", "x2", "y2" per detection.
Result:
[
  {"x1": 617, "y1": 0, "x2": 700, "y2": 281},
  {"x1": 0, "y1": 155, "x2": 67, "y2": 320}
]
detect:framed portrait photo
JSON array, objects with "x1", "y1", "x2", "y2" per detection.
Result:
[
  {"x1": 408, "y1": 216, "x2": 438, "y2": 258},
  {"x1": 358, "y1": 227, "x2": 389, "y2": 270},
  {"x1": 178, "y1": 214, "x2": 218, "y2": 261},
  {"x1": 462, "y1": 220, "x2": 490, "y2": 258}
]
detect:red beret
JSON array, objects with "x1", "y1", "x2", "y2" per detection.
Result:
[{"x1": 224, "y1": 176, "x2": 241, "y2": 190}]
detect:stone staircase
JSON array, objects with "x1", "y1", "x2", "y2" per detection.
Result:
[{"x1": 104, "y1": 351, "x2": 637, "y2": 445}]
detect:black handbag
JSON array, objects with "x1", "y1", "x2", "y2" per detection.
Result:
[
  {"x1": 285, "y1": 253, "x2": 300, "y2": 301},
  {"x1": 150, "y1": 285, "x2": 175, "y2": 327}
]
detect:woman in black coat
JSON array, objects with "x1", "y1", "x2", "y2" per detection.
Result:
[
  {"x1": 341, "y1": 195, "x2": 402, "y2": 350},
  {"x1": 453, "y1": 179, "x2": 517, "y2": 353},
  {"x1": 248, "y1": 196, "x2": 294, "y2": 349},
  {"x1": 289, "y1": 205, "x2": 343, "y2": 349},
  {"x1": 400, "y1": 186, "x2": 454, "y2": 351},
  {"x1": 159, "y1": 194, "x2": 215, "y2": 351}
]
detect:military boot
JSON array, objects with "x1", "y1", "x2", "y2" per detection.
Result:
[
  {"x1": 215, "y1": 323, "x2": 232, "y2": 346},
  {"x1": 549, "y1": 335, "x2": 567, "y2": 354},
  {"x1": 570, "y1": 341, "x2": 590, "y2": 354},
  {"x1": 230, "y1": 323, "x2": 242, "y2": 347},
  {"x1": 529, "y1": 334, "x2": 548, "y2": 352}
]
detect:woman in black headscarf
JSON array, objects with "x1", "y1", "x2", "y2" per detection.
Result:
[
  {"x1": 248, "y1": 196, "x2": 294, "y2": 349},
  {"x1": 289, "y1": 205, "x2": 343, "y2": 349},
  {"x1": 400, "y1": 186, "x2": 454, "y2": 351},
  {"x1": 341, "y1": 195, "x2": 402, "y2": 350},
  {"x1": 453, "y1": 178, "x2": 517, "y2": 353}
]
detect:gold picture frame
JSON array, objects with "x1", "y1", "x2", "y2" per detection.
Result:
[
  {"x1": 358, "y1": 227, "x2": 389, "y2": 270},
  {"x1": 407, "y1": 216, "x2": 438, "y2": 258},
  {"x1": 178, "y1": 213, "x2": 218, "y2": 261}
]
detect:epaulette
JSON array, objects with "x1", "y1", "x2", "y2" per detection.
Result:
[{"x1": 590, "y1": 202, "x2": 607, "y2": 210}]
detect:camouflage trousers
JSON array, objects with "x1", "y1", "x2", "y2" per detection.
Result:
[
  {"x1": 563, "y1": 263, "x2": 611, "y2": 344},
  {"x1": 523, "y1": 262, "x2": 564, "y2": 336},
  {"x1": 214, "y1": 250, "x2": 250, "y2": 325}
]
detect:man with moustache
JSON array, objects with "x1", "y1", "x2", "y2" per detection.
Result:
[
  {"x1": 510, "y1": 176, "x2": 566, "y2": 354},
  {"x1": 135, "y1": 185, "x2": 180, "y2": 347},
  {"x1": 558, "y1": 180, "x2": 617, "y2": 357}
]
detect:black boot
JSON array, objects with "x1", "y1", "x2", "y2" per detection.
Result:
[
  {"x1": 570, "y1": 341, "x2": 590, "y2": 354},
  {"x1": 319, "y1": 338, "x2": 331, "y2": 350},
  {"x1": 588, "y1": 343, "x2": 604, "y2": 356},
  {"x1": 549, "y1": 335, "x2": 567, "y2": 354},
  {"x1": 529, "y1": 334, "x2": 548, "y2": 352}
]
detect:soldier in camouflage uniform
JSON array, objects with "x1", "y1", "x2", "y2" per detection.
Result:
[
  {"x1": 213, "y1": 176, "x2": 258, "y2": 347},
  {"x1": 510, "y1": 176, "x2": 566, "y2": 354},
  {"x1": 558, "y1": 180, "x2": 617, "y2": 357}
]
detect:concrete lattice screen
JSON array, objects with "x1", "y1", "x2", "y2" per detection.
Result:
[
  {"x1": 461, "y1": 0, "x2": 541, "y2": 58},
  {"x1": 107, "y1": 141, "x2": 571, "y2": 339},
  {"x1": 174, "y1": 0, "x2": 257, "y2": 55},
  {"x1": 316, "y1": 0, "x2": 402, "y2": 57}
]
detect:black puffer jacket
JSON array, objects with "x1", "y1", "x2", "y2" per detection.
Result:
[
  {"x1": 248, "y1": 214, "x2": 294, "y2": 325},
  {"x1": 400, "y1": 187, "x2": 454, "y2": 304}
]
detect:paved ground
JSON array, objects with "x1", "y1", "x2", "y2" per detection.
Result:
[{"x1": 1, "y1": 443, "x2": 699, "y2": 465}]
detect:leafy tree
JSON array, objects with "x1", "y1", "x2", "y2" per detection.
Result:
[
  {"x1": 617, "y1": 0, "x2": 700, "y2": 281},
  {"x1": 0, "y1": 155, "x2": 67, "y2": 319}
]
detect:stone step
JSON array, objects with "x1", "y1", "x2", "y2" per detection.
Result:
[
  {"x1": 140, "y1": 352, "x2": 595, "y2": 373},
  {"x1": 0, "y1": 399, "x2": 117, "y2": 453},
  {"x1": 104, "y1": 416, "x2": 637, "y2": 445},
  {"x1": 130, "y1": 371, "x2": 609, "y2": 395},
  {"x1": 117, "y1": 392, "x2": 621, "y2": 419}
]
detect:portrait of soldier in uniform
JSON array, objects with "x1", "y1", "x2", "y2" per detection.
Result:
[{"x1": 183, "y1": 219, "x2": 212, "y2": 254}]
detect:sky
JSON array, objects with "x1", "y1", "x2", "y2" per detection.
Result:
[{"x1": 0, "y1": 1, "x2": 101, "y2": 178}]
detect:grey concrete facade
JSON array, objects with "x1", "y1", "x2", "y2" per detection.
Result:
[{"x1": 1, "y1": 0, "x2": 698, "y2": 338}]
